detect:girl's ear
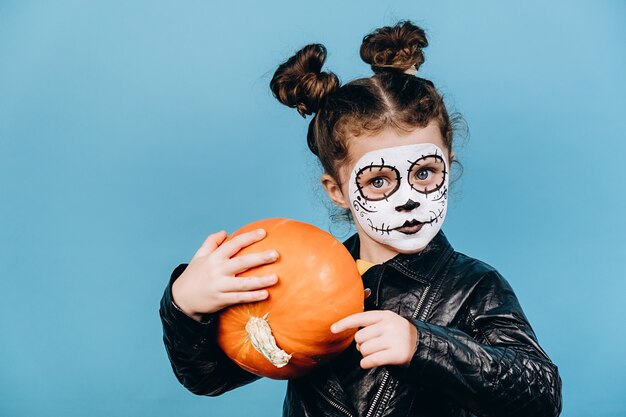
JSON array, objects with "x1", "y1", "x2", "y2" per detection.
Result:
[{"x1": 321, "y1": 173, "x2": 350, "y2": 209}]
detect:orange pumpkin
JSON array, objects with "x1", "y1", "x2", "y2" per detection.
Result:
[{"x1": 217, "y1": 218, "x2": 364, "y2": 380}]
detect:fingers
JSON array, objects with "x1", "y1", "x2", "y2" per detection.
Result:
[
  {"x1": 222, "y1": 250, "x2": 279, "y2": 275},
  {"x1": 356, "y1": 337, "x2": 387, "y2": 357},
  {"x1": 215, "y1": 274, "x2": 279, "y2": 310},
  {"x1": 360, "y1": 350, "x2": 394, "y2": 369},
  {"x1": 179, "y1": 228, "x2": 280, "y2": 315},
  {"x1": 191, "y1": 230, "x2": 228, "y2": 261},
  {"x1": 354, "y1": 323, "x2": 383, "y2": 345},
  {"x1": 331, "y1": 311, "x2": 387, "y2": 333},
  {"x1": 220, "y1": 274, "x2": 279, "y2": 293},
  {"x1": 213, "y1": 228, "x2": 268, "y2": 259},
  {"x1": 220, "y1": 289, "x2": 271, "y2": 305}
]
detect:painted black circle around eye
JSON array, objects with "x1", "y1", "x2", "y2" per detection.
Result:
[
  {"x1": 354, "y1": 163, "x2": 401, "y2": 201},
  {"x1": 407, "y1": 154, "x2": 447, "y2": 195}
]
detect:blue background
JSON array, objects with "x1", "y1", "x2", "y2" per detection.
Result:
[{"x1": 1, "y1": 1, "x2": 625, "y2": 416}]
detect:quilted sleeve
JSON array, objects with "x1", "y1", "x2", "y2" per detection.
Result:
[
  {"x1": 159, "y1": 263, "x2": 260, "y2": 396},
  {"x1": 398, "y1": 270, "x2": 562, "y2": 417}
]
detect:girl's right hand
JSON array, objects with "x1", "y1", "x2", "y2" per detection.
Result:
[{"x1": 171, "y1": 228, "x2": 279, "y2": 321}]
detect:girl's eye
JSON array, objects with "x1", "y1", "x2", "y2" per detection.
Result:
[
  {"x1": 371, "y1": 177, "x2": 387, "y2": 188},
  {"x1": 354, "y1": 164, "x2": 401, "y2": 201},
  {"x1": 416, "y1": 169, "x2": 432, "y2": 181},
  {"x1": 407, "y1": 154, "x2": 446, "y2": 195}
]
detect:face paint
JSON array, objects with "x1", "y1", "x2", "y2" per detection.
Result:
[{"x1": 347, "y1": 143, "x2": 449, "y2": 253}]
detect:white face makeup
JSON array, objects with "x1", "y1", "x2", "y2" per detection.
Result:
[{"x1": 347, "y1": 143, "x2": 449, "y2": 253}]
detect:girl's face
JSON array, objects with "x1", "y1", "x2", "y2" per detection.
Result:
[{"x1": 322, "y1": 120, "x2": 454, "y2": 263}]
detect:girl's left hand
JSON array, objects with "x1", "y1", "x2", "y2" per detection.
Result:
[{"x1": 330, "y1": 310, "x2": 419, "y2": 369}]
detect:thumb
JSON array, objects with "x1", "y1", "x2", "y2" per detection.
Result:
[{"x1": 191, "y1": 230, "x2": 228, "y2": 261}]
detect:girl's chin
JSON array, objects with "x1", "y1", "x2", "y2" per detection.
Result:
[
  {"x1": 392, "y1": 246, "x2": 427, "y2": 255},
  {"x1": 356, "y1": 230, "x2": 429, "y2": 261}
]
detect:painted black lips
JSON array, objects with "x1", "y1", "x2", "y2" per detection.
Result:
[
  {"x1": 395, "y1": 219, "x2": 425, "y2": 235},
  {"x1": 401, "y1": 219, "x2": 422, "y2": 227}
]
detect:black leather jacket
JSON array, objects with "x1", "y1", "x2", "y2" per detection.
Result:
[{"x1": 159, "y1": 230, "x2": 562, "y2": 417}]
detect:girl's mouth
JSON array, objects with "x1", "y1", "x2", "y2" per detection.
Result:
[{"x1": 395, "y1": 219, "x2": 425, "y2": 235}]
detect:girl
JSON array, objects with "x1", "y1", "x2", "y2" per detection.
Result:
[{"x1": 159, "y1": 20, "x2": 562, "y2": 417}]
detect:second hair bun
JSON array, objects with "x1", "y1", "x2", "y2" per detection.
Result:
[
  {"x1": 360, "y1": 20, "x2": 428, "y2": 74},
  {"x1": 270, "y1": 44, "x2": 340, "y2": 117}
]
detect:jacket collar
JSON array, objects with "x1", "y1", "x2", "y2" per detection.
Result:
[{"x1": 342, "y1": 229, "x2": 455, "y2": 284}]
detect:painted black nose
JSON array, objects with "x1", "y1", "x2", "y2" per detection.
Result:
[{"x1": 395, "y1": 199, "x2": 420, "y2": 212}]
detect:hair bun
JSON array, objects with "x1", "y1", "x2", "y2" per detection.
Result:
[
  {"x1": 270, "y1": 44, "x2": 340, "y2": 118},
  {"x1": 360, "y1": 20, "x2": 428, "y2": 74}
]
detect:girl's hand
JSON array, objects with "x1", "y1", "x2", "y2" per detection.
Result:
[
  {"x1": 330, "y1": 310, "x2": 419, "y2": 369},
  {"x1": 171, "y1": 229, "x2": 279, "y2": 321}
]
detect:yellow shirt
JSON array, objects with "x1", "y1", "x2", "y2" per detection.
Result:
[{"x1": 356, "y1": 259, "x2": 377, "y2": 275}]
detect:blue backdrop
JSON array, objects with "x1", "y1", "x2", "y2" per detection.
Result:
[{"x1": 1, "y1": 1, "x2": 625, "y2": 416}]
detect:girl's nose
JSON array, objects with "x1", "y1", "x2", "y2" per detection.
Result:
[{"x1": 395, "y1": 199, "x2": 420, "y2": 212}]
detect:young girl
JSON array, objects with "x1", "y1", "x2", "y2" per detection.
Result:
[{"x1": 159, "y1": 20, "x2": 562, "y2": 417}]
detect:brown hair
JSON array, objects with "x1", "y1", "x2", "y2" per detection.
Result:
[{"x1": 270, "y1": 20, "x2": 464, "y2": 186}]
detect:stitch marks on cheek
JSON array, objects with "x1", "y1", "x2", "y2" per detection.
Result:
[
  {"x1": 427, "y1": 208, "x2": 445, "y2": 224},
  {"x1": 367, "y1": 218, "x2": 392, "y2": 235}
]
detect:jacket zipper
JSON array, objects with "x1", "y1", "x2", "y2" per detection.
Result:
[
  {"x1": 364, "y1": 285, "x2": 432, "y2": 417},
  {"x1": 410, "y1": 285, "x2": 431, "y2": 321},
  {"x1": 313, "y1": 384, "x2": 354, "y2": 417}
]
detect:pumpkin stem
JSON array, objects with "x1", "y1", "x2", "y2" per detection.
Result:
[{"x1": 245, "y1": 313, "x2": 292, "y2": 368}]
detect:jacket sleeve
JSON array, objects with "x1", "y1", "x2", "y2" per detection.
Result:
[
  {"x1": 159, "y1": 263, "x2": 260, "y2": 396},
  {"x1": 396, "y1": 270, "x2": 562, "y2": 417}
]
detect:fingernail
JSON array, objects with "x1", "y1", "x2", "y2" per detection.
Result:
[
  {"x1": 330, "y1": 324, "x2": 337, "y2": 333},
  {"x1": 257, "y1": 228, "x2": 266, "y2": 236},
  {"x1": 268, "y1": 250, "x2": 278, "y2": 260}
]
